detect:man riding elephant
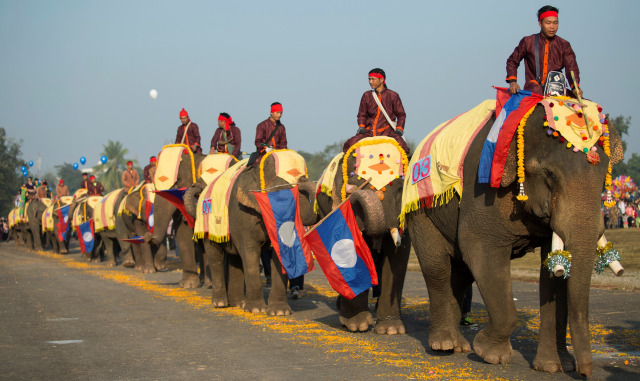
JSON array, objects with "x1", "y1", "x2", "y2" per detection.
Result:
[
  {"x1": 175, "y1": 108, "x2": 202, "y2": 154},
  {"x1": 121, "y1": 160, "x2": 139, "y2": 190},
  {"x1": 211, "y1": 112, "x2": 242, "y2": 159},
  {"x1": 248, "y1": 102, "x2": 287, "y2": 166}
]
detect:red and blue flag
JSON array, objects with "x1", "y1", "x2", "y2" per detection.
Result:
[
  {"x1": 253, "y1": 186, "x2": 314, "y2": 279},
  {"x1": 478, "y1": 87, "x2": 543, "y2": 185},
  {"x1": 56, "y1": 204, "x2": 70, "y2": 242},
  {"x1": 145, "y1": 200, "x2": 154, "y2": 233},
  {"x1": 76, "y1": 219, "x2": 95, "y2": 254},
  {"x1": 154, "y1": 188, "x2": 194, "y2": 228},
  {"x1": 120, "y1": 236, "x2": 145, "y2": 244},
  {"x1": 303, "y1": 201, "x2": 378, "y2": 300}
]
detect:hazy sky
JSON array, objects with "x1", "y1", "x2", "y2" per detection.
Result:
[{"x1": 2, "y1": 0, "x2": 638, "y2": 175}]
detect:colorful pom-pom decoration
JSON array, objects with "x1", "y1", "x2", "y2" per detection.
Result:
[{"x1": 554, "y1": 116, "x2": 559, "y2": 121}]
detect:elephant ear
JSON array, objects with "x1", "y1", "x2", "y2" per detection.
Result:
[
  {"x1": 236, "y1": 169, "x2": 262, "y2": 213},
  {"x1": 500, "y1": 135, "x2": 518, "y2": 187},
  {"x1": 607, "y1": 122, "x2": 624, "y2": 165}
]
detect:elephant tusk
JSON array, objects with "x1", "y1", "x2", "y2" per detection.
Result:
[
  {"x1": 390, "y1": 228, "x2": 401, "y2": 247},
  {"x1": 597, "y1": 235, "x2": 625, "y2": 277},
  {"x1": 551, "y1": 232, "x2": 566, "y2": 277}
]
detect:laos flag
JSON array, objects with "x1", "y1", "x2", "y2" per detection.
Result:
[
  {"x1": 56, "y1": 204, "x2": 70, "y2": 242},
  {"x1": 76, "y1": 219, "x2": 95, "y2": 254},
  {"x1": 303, "y1": 202, "x2": 378, "y2": 300},
  {"x1": 253, "y1": 186, "x2": 315, "y2": 279},
  {"x1": 154, "y1": 188, "x2": 194, "y2": 228},
  {"x1": 145, "y1": 200, "x2": 154, "y2": 233}
]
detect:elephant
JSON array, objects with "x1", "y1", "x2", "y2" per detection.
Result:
[
  {"x1": 315, "y1": 136, "x2": 411, "y2": 334},
  {"x1": 187, "y1": 150, "x2": 318, "y2": 315},
  {"x1": 25, "y1": 198, "x2": 52, "y2": 251},
  {"x1": 71, "y1": 196, "x2": 104, "y2": 262},
  {"x1": 403, "y1": 100, "x2": 623, "y2": 377},
  {"x1": 94, "y1": 188, "x2": 133, "y2": 267},
  {"x1": 122, "y1": 184, "x2": 168, "y2": 273},
  {"x1": 50, "y1": 196, "x2": 80, "y2": 254}
]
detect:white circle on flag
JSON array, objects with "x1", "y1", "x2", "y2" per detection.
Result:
[
  {"x1": 63, "y1": 215, "x2": 68, "y2": 223},
  {"x1": 278, "y1": 221, "x2": 296, "y2": 247},
  {"x1": 148, "y1": 214, "x2": 154, "y2": 228},
  {"x1": 83, "y1": 231, "x2": 93, "y2": 242},
  {"x1": 330, "y1": 239, "x2": 357, "y2": 268}
]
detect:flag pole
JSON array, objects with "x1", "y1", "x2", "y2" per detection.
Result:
[
  {"x1": 570, "y1": 70, "x2": 592, "y2": 139},
  {"x1": 303, "y1": 178, "x2": 371, "y2": 238}
]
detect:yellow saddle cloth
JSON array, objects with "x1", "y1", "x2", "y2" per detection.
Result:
[
  {"x1": 155, "y1": 144, "x2": 195, "y2": 190},
  {"x1": 316, "y1": 152, "x2": 344, "y2": 198},
  {"x1": 258, "y1": 149, "x2": 307, "y2": 190},
  {"x1": 198, "y1": 153, "x2": 238, "y2": 185},
  {"x1": 72, "y1": 196, "x2": 103, "y2": 228},
  {"x1": 400, "y1": 100, "x2": 496, "y2": 228},
  {"x1": 94, "y1": 189, "x2": 124, "y2": 232},
  {"x1": 73, "y1": 188, "x2": 88, "y2": 199},
  {"x1": 8, "y1": 208, "x2": 20, "y2": 228},
  {"x1": 42, "y1": 204, "x2": 55, "y2": 233},
  {"x1": 194, "y1": 159, "x2": 249, "y2": 242}
]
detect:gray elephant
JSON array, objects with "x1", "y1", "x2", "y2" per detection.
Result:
[
  {"x1": 71, "y1": 195, "x2": 104, "y2": 262},
  {"x1": 315, "y1": 136, "x2": 411, "y2": 334},
  {"x1": 25, "y1": 198, "x2": 52, "y2": 251},
  {"x1": 187, "y1": 150, "x2": 317, "y2": 315},
  {"x1": 402, "y1": 97, "x2": 623, "y2": 377},
  {"x1": 94, "y1": 188, "x2": 134, "y2": 267}
]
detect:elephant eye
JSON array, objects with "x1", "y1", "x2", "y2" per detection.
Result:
[{"x1": 543, "y1": 168, "x2": 558, "y2": 186}]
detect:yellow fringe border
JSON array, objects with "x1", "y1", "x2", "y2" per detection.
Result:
[
  {"x1": 259, "y1": 149, "x2": 308, "y2": 191},
  {"x1": 398, "y1": 183, "x2": 459, "y2": 230},
  {"x1": 193, "y1": 231, "x2": 230, "y2": 243}
]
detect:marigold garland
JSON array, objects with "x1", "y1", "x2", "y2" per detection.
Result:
[
  {"x1": 341, "y1": 138, "x2": 408, "y2": 201},
  {"x1": 516, "y1": 106, "x2": 537, "y2": 201},
  {"x1": 602, "y1": 121, "x2": 616, "y2": 207},
  {"x1": 163, "y1": 143, "x2": 197, "y2": 184}
]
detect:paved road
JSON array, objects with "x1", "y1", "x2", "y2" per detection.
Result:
[{"x1": 1, "y1": 242, "x2": 638, "y2": 380}]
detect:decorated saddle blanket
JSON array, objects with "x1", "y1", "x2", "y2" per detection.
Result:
[
  {"x1": 258, "y1": 149, "x2": 307, "y2": 190},
  {"x1": 42, "y1": 204, "x2": 55, "y2": 233},
  {"x1": 59, "y1": 196, "x2": 74, "y2": 205},
  {"x1": 73, "y1": 188, "x2": 88, "y2": 199},
  {"x1": 316, "y1": 152, "x2": 344, "y2": 198},
  {"x1": 8, "y1": 208, "x2": 20, "y2": 228},
  {"x1": 198, "y1": 153, "x2": 237, "y2": 185},
  {"x1": 155, "y1": 144, "x2": 195, "y2": 191},
  {"x1": 478, "y1": 88, "x2": 606, "y2": 187},
  {"x1": 22, "y1": 201, "x2": 30, "y2": 223},
  {"x1": 400, "y1": 100, "x2": 496, "y2": 228},
  {"x1": 194, "y1": 158, "x2": 249, "y2": 242},
  {"x1": 94, "y1": 189, "x2": 124, "y2": 232},
  {"x1": 72, "y1": 196, "x2": 103, "y2": 228}
]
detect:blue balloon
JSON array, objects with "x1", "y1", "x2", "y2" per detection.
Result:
[
  {"x1": 80, "y1": 156, "x2": 86, "y2": 165},
  {"x1": 22, "y1": 171, "x2": 28, "y2": 177},
  {"x1": 73, "y1": 162, "x2": 79, "y2": 170},
  {"x1": 100, "y1": 155, "x2": 108, "y2": 164},
  {"x1": 28, "y1": 160, "x2": 34, "y2": 167},
  {"x1": 21, "y1": 166, "x2": 26, "y2": 172}
]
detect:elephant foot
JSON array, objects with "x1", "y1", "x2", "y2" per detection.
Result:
[
  {"x1": 202, "y1": 277, "x2": 212, "y2": 289},
  {"x1": 428, "y1": 327, "x2": 471, "y2": 352},
  {"x1": 473, "y1": 328, "x2": 512, "y2": 364},
  {"x1": 267, "y1": 302, "x2": 292, "y2": 316},
  {"x1": 576, "y1": 361, "x2": 593, "y2": 378},
  {"x1": 340, "y1": 311, "x2": 373, "y2": 332},
  {"x1": 122, "y1": 259, "x2": 135, "y2": 268},
  {"x1": 81, "y1": 253, "x2": 91, "y2": 261},
  {"x1": 533, "y1": 350, "x2": 576, "y2": 373},
  {"x1": 374, "y1": 317, "x2": 406, "y2": 335},
  {"x1": 141, "y1": 264, "x2": 156, "y2": 274},
  {"x1": 154, "y1": 262, "x2": 168, "y2": 272},
  {"x1": 244, "y1": 300, "x2": 267, "y2": 314},
  {"x1": 90, "y1": 257, "x2": 101, "y2": 264},
  {"x1": 211, "y1": 297, "x2": 228, "y2": 308},
  {"x1": 228, "y1": 299, "x2": 245, "y2": 308},
  {"x1": 105, "y1": 260, "x2": 116, "y2": 267},
  {"x1": 178, "y1": 274, "x2": 201, "y2": 289},
  {"x1": 134, "y1": 264, "x2": 143, "y2": 271}
]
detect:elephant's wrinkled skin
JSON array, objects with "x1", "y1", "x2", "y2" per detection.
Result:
[
  {"x1": 315, "y1": 153, "x2": 411, "y2": 334},
  {"x1": 25, "y1": 199, "x2": 49, "y2": 251},
  {"x1": 405, "y1": 106, "x2": 623, "y2": 377}
]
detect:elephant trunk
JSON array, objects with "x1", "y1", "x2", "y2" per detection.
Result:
[
  {"x1": 349, "y1": 189, "x2": 386, "y2": 236},
  {"x1": 147, "y1": 196, "x2": 176, "y2": 245},
  {"x1": 184, "y1": 178, "x2": 207, "y2": 219},
  {"x1": 297, "y1": 180, "x2": 319, "y2": 226}
]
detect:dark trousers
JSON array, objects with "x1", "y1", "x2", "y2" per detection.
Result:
[{"x1": 289, "y1": 275, "x2": 304, "y2": 290}]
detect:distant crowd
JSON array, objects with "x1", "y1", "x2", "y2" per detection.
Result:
[{"x1": 603, "y1": 198, "x2": 640, "y2": 229}]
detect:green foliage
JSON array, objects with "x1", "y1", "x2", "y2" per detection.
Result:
[
  {"x1": 56, "y1": 162, "x2": 83, "y2": 194},
  {"x1": 299, "y1": 141, "x2": 344, "y2": 181},
  {"x1": 91, "y1": 140, "x2": 136, "y2": 192},
  {"x1": 0, "y1": 128, "x2": 24, "y2": 217}
]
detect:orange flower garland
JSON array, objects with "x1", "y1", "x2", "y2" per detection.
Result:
[
  {"x1": 602, "y1": 122, "x2": 615, "y2": 208},
  {"x1": 516, "y1": 106, "x2": 537, "y2": 201}
]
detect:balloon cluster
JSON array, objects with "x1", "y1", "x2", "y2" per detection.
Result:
[
  {"x1": 20, "y1": 160, "x2": 35, "y2": 177},
  {"x1": 72, "y1": 155, "x2": 108, "y2": 171}
]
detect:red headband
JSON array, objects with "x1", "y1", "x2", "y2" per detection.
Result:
[
  {"x1": 218, "y1": 115, "x2": 233, "y2": 130},
  {"x1": 270, "y1": 104, "x2": 283, "y2": 113},
  {"x1": 538, "y1": 11, "x2": 558, "y2": 21},
  {"x1": 127, "y1": 161, "x2": 133, "y2": 165},
  {"x1": 368, "y1": 72, "x2": 385, "y2": 80},
  {"x1": 150, "y1": 157, "x2": 156, "y2": 163}
]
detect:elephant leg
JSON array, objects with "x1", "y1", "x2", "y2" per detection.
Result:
[
  {"x1": 195, "y1": 242, "x2": 210, "y2": 287},
  {"x1": 132, "y1": 244, "x2": 144, "y2": 271},
  {"x1": 135, "y1": 222, "x2": 156, "y2": 273},
  {"x1": 120, "y1": 244, "x2": 135, "y2": 267},
  {"x1": 534, "y1": 242, "x2": 575, "y2": 373},
  {"x1": 266, "y1": 254, "x2": 291, "y2": 316},
  {"x1": 338, "y1": 292, "x2": 372, "y2": 332},
  {"x1": 154, "y1": 242, "x2": 168, "y2": 271},
  {"x1": 103, "y1": 236, "x2": 117, "y2": 267},
  {"x1": 227, "y1": 253, "x2": 245, "y2": 307},
  {"x1": 204, "y1": 240, "x2": 228, "y2": 307},
  {"x1": 90, "y1": 236, "x2": 103, "y2": 263},
  {"x1": 374, "y1": 236, "x2": 411, "y2": 335},
  {"x1": 462, "y1": 237, "x2": 515, "y2": 364},
  {"x1": 409, "y1": 213, "x2": 470, "y2": 353},
  {"x1": 176, "y1": 222, "x2": 199, "y2": 288},
  {"x1": 236, "y1": 240, "x2": 266, "y2": 314}
]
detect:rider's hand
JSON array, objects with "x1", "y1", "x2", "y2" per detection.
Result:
[
  {"x1": 357, "y1": 127, "x2": 367, "y2": 135},
  {"x1": 509, "y1": 82, "x2": 520, "y2": 94},
  {"x1": 575, "y1": 87, "x2": 583, "y2": 98},
  {"x1": 395, "y1": 129, "x2": 403, "y2": 137},
  {"x1": 265, "y1": 146, "x2": 273, "y2": 152}
]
